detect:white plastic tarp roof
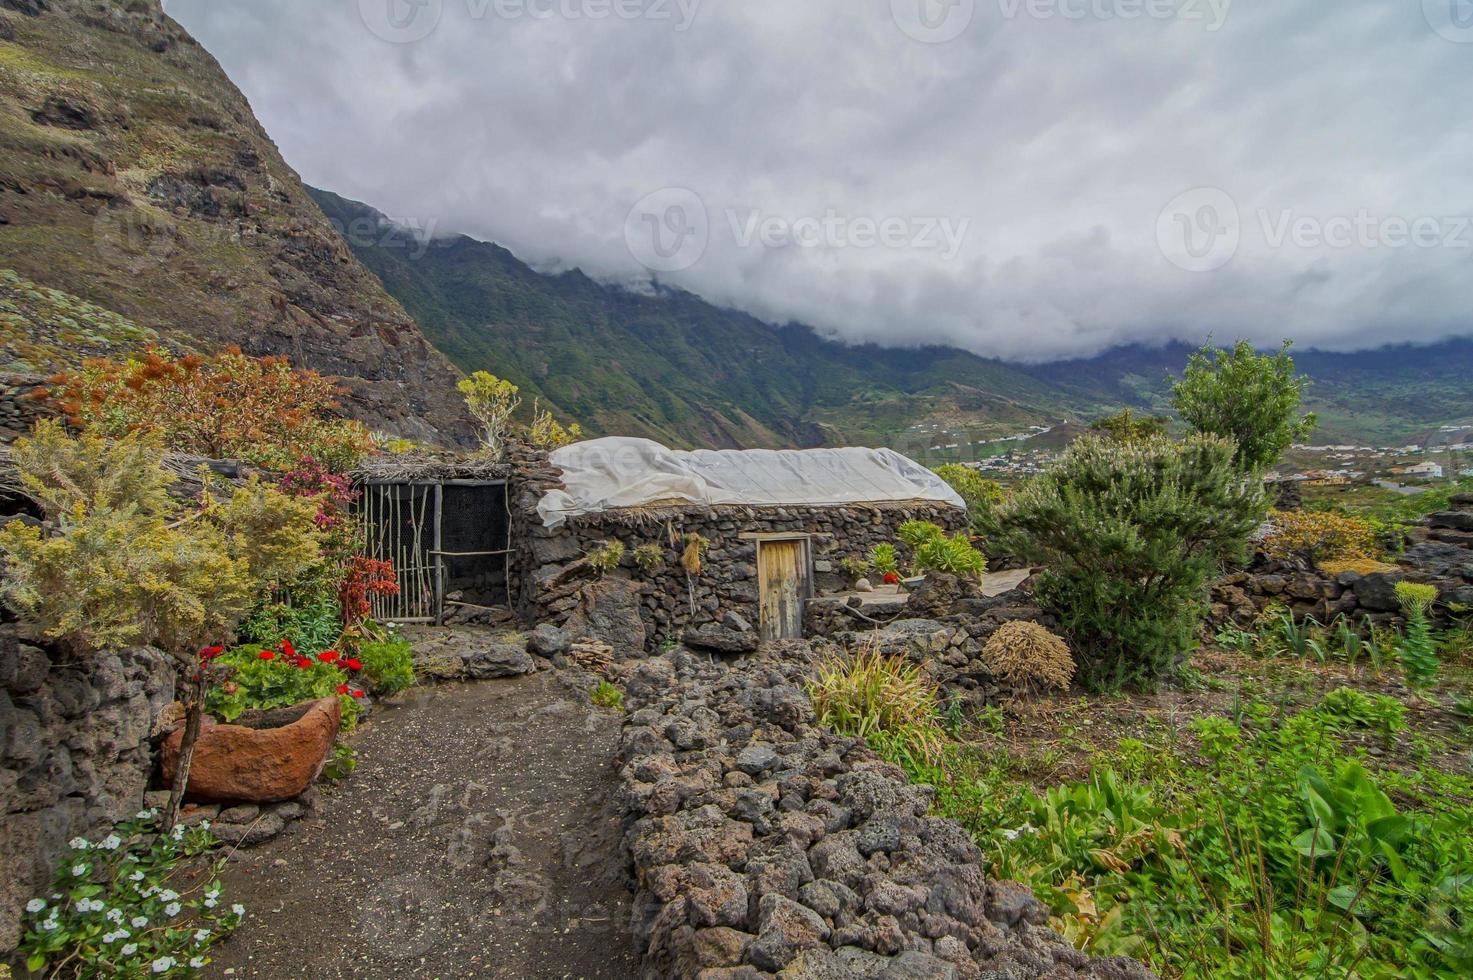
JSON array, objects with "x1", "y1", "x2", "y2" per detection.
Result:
[{"x1": 537, "y1": 437, "x2": 965, "y2": 527}]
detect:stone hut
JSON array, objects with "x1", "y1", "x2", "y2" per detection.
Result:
[{"x1": 356, "y1": 438, "x2": 967, "y2": 649}]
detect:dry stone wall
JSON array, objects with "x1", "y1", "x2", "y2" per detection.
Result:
[
  {"x1": 0, "y1": 374, "x2": 54, "y2": 443},
  {"x1": 613, "y1": 648, "x2": 1153, "y2": 980},
  {"x1": 0, "y1": 629, "x2": 176, "y2": 952},
  {"x1": 521, "y1": 498, "x2": 965, "y2": 651}
]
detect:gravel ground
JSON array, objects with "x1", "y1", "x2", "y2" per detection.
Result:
[{"x1": 209, "y1": 669, "x2": 638, "y2": 979}]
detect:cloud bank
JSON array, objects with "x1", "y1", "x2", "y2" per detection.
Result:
[{"x1": 166, "y1": 0, "x2": 1473, "y2": 361}]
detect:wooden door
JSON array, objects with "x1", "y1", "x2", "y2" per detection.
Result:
[{"x1": 758, "y1": 539, "x2": 810, "y2": 641}]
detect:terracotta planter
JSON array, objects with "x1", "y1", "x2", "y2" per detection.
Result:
[{"x1": 161, "y1": 697, "x2": 340, "y2": 804}]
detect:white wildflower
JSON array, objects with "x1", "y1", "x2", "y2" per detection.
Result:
[
  {"x1": 71, "y1": 864, "x2": 88, "y2": 877},
  {"x1": 101, "y1": 834, "x2": 122, "y2": 850},
  {"x1": 190, "y1": 957, "x2": 206, "y2": 969},
  {"x1": 170, "y1": 825, "x2": 185, "y2": 841},
  {"x1": 203, "y1": 897, "x2": 218, "y2": 909},
  {"x1": 165, "y1": 902, "x2": 182, "y2": 917},
  {"x1": 194, "y1": 928, "x2": 211, "y2": 942},
  {"x1": 25, "y1": 899, "x2": 46, "y2": 914},
  {"x1": 107, "y1": 907, "x2": 125, "y2": 923},
  {"x1": 129, "y1": 871, "x2": 145, "y2": 882},
  {"x1": 231, "y1": 904, "x2": 245, "y2": 917},
  {"x1": 132, "y1": 915, "x2": 149, "y2": 928},
  {"x1": 69, "y1": 837, "x2": 89, "y2": 850},
  {"x1": 200, "y1": 820, "x2": 211, "y2": 831},
  {"x1": 158, "y1": 889, "x2": 179, "y2": 902},
  {"x1": 40, "y1": 917, "x2": 59, "y2": 932},
  {"x1": 121, "y1": 943, "x2": 139, "y2": 956},
  {"x1": 151, "y1": 955, "x2": 176, "y2": 972}
]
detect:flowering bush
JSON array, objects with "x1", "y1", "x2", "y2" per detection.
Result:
[
  {"x1": 458, "y1": 370, "x2": 520, "y2": 458},
  {"x1": 338, "y1": 557, "x2": 399, "y2": 628},
  {"x1": 204, "y1": 643, "x2": 366, "y2": 729},
  {"x1": 19, "y1": 811, "x2": 244, "y2": 978},
  {"x1": 46, "y1": 347, "x2": 373, "y2": 471},
  {"x1": 277, "y1": 456, "x2": 359, "y2": 561},
  {"x1": 529, "y1": 406, "x2": 584, "y2": 448},
  {"x1": 1262, "y1": 509, "x2": 1379, "y2": 565}
]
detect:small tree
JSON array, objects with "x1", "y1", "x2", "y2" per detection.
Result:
[
  {"x1": 993, "y1": 433, "x2": 1265, "y2": 688},
  {"x1": 1091, "y1": 408, "x2": 1169, "y2": 443},
  {"x1": 0, "y1": 421, "x2": 321, "y2": 829},
  {"x1": 458, "y1": 371, "x2": 521, "y2": 458},
  {"x1": 529, "y1": 402, "x2": 584, "y2": 449},
  {"x1": 1171, "y1": 340, "x2": 1316, "y2": 473}
]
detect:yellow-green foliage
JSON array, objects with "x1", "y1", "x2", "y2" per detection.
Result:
[
  {"x1": 587, "y1": 540, "x2": 626, "y2": 575},
  {"x1": 809, "y1": 644, "x2": 945, "y2": 763},
  {"x1": 981, "y1": 621, "x2": 1076, "y2": 692},
  {"x1": 932, "y1": 464, "x2": 1004, "y2": 517},
  {"x1": 457, "y1": 371, "x2": 521, "y2": 457},
  {"x1": 591, "y1": 681, "x2": 624, "y2": 711},
  {"x1": 1395, "y1": 581, "x2": 1437, "y2": 616},
  {"x1": 913, "y1": 533, "x2": 987, "y2": 579},
  {"x1": 1262, "y1": 509, "x2": 1379, "y2": 564},
  {"x1": 529, "y1": 408, "x2": 584, "y2": 449},
  {"x1": 0, "y1": 421, "x2": 321, "y2": 657},
  {"x1": 1319, "y1": 557, "x2": 1400, "y2": 577},
  {"x1": 632, "y1": 543, "x2": 664, "y2": 570}
]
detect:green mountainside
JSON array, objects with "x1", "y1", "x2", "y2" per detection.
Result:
[
  {"x1": 0, "y1": 0, "x2": 471, "y2": 443},
  {"x1": 313, "y1": 188, "x2": 1473, "y2": 452}
]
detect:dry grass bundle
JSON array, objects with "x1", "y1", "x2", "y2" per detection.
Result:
[{"x1": 982, "y1": 621, "x2": 1076, "y2": 693}]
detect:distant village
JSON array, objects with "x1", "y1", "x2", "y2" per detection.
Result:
[{"x1": 899, "y1": 421, "x2": 1473, "y2": 493}]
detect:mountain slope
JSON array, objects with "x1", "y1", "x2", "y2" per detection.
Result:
[
  {"x1": 310, "y1": 189, "x2": 1102, "y2": 450},
  {"x1": 0, "y1": 0, "x2": 471, "y2": 443}
]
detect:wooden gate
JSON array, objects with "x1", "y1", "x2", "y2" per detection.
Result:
[{"x1": 757, "y1": 537, "x2": 813, "y2": 641}]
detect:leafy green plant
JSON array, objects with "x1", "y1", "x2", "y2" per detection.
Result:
[
  {"x1": 322, "y1": 743, "x2": 358, "y2": 781},
  {"x1": 239, "y1": 593, "x2": 342, "y2": 655},
  {"x1": 457, "y1": 370, "x2": 521, "y2": 458},
  {"x1": 19, "y1": 811, "x2": 245, "y2": 978},
  {"x1": 1317, "y1": 687, "x2": 1407, "y2": 742},
  {"x1": 868, "y1": 543, "x2": 899, "y2": 577},
  {"x1": 355, "y1": 637, "x2": 416, "y2": 695},
  {"x1": 590, "y1": 681, "x2": 624, "y2": 711},
  {"x1": 586, "y1": 540, "x2": 626, "y2": 576},
  {"x1": 897, "y1": 520, "x2": 946, "y2": 550},
  {"x1": 205, "y1": 646, "x2": 363, "y2": 730},
  {"x1": 932, "y1": 464, "x2": 1004, "y2": 531},
  {"x1": 837, "y1": 556, "x2": 872, "y2": 581},
  {"x1": 1396, "y1": 582, "x2": 1441, "y2": 690},
  {"x1": 993, "y1": 434, "x2": 1266, "y2": 688},
  {"x1": 912, "y1": 532, "x2": 988, "y2": 579}
]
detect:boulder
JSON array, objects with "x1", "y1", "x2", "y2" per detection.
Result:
[
  {"x1": 564, "y1": 577, "x2": 648, "y2": 655},
  {"x1": 902, "y1": 573, "x2": 973, "y2": 619},
  {"x1": 1352, "y1": 571, "x2": 1407, "y2": 613},
  {"x1": 526, "y1": 623, "x2": 571, "y2": 658},
  {"x1": 1428, "y1": 511, "x2": 1473, "y2": 532},
  {"x1": 464, "y1": 643, "x2": 535, "y2": 679},
  {"x1": 161, "y1": 697, "x2": 339, "y2": 804},
  {"x1": 685, "y1": 626, "x2": 760, "y2": 655}
]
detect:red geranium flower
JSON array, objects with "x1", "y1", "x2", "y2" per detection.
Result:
[
  {"x1": 318, "y1": 650, "x2": 341, "y2": 664},
  {"x1": 335, "y1": 684, "x2": 349, "y2": 694},
  {"x1": 198, "y1": 645, "x2": 225, "y2": 661},
  {"x1": 343, "y1": 658, "x2": 363, "y2": 672},
  {"x1": 258, "y1": 650, "x2": 276, "y2": 661},
  {"x1": 281, "y1": 639, "x2": 297, "y2": 659},
  {"x1": 295, "y1": 659, "x2": 312, "y2": 669},
  {"x1": 352, "y1": 689, "x2": 366, "y2": 699},
  {"x1": 883, "y1": 572, "x2": 902, "y2": 585}
]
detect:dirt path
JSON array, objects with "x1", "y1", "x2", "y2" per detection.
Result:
[{"x1": 210, "y1": 670, "x2": 638, "y2": 980}]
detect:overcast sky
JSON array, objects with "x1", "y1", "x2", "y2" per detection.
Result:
[{"x1": 164, "y1": 0, "x2": 1473, "y2": 362}]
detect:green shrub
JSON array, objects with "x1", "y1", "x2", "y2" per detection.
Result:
[
  {"x1": 355, "y1": 638, "x2": 416, "y2": 695},
  {"x1": 322, "y1": 743, "x2": 358, "y2": 781},
  {"x1": 912, "y1": 533, "x2": 987, "y2": 579},
  {"x1": 591, "y1": 681, "x2": 624, "y2": 711},
  {"x1": 1317, "y1": 686, "x2": 1407, "y2": 741},
  {"x1": 993, "y1": 434, "x2": 1266, "y2": 688},
  {"x1": 20, "y1": 811, "x2": 244, "y2": 977},
  {"x1": 632, "y1": 543, "x2": 664, "y2": 571},
  {"x1": 837, "y1": 556, "x2": 872, "y2": 581},
  {"x1": 205, "y1": 646, "x2": 363, "y2": 729}
]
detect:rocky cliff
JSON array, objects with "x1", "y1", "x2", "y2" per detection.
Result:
[{"x1": 0, "y1": 0, "x2": 472, "y2": 444}]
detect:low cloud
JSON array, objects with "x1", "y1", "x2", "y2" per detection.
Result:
[{"x1": 167, "y1": 0, "x2": 1473, "y2": 361}]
